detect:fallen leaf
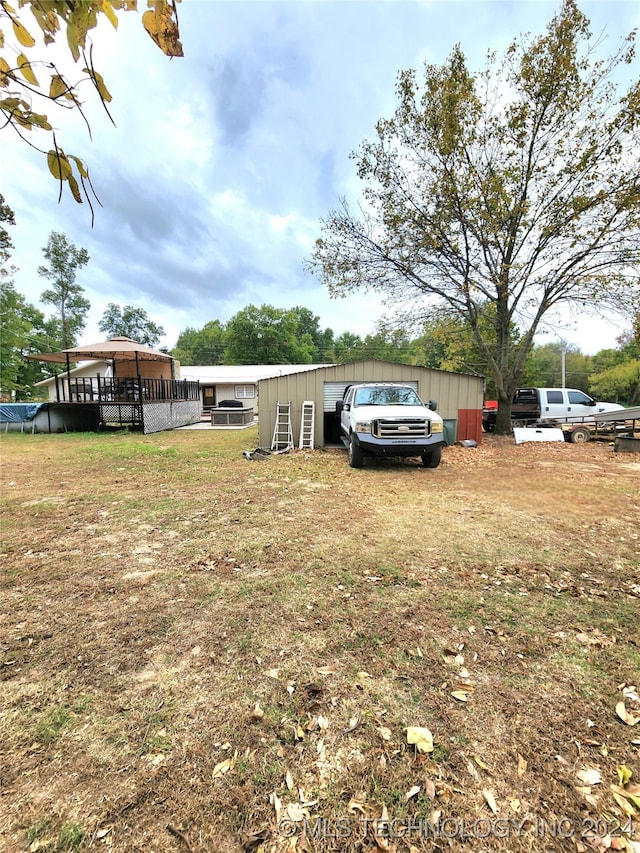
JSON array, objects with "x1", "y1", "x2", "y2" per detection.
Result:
[
  {"x1": 270, "y1": 791, "x2": 282, "y2": 821},
  {"x1": 317, "y1": 665, "x2": 336, "y2": 676},
  {"x1": 250, "y1": 703, "x2": 264, "y2": 721},
  {"x1": 617, "y1": 765, "x2": 633, "y2": 786},
  {"x1": 517, "y1": 754, "x2": 527, "y2": 776},
  {"x1": 287, "y1": 802, "x2": 308, "y2": 821},
  {"x1": 405, "y1": 785, "x2": 421, "y2": 801},
  {"x1": 451, "y1": 689, "x2": 470, "y2": 702},
  {"x1": 406, "y1": 726, "x2": 434, "y2": 754},
  {"x1": 424, "y1": 778, "x2": 436, "y2": 799},
  {"x1": 473, "y1": 754, "x2": 489, "y2": 770},
  {"x1": 212, "y1": 758, "x2": 232, "y2": 778},
  {"x1": 377, "y1": 725, "x2": 392, "y2": 741},
  {"x1": 266, "y1": 669, "x2": 279, "y2": 679},
  {"x1": 285, "y1": 770, "x2": 294, "y2": 791},
  {"x1": 577, "y1": 768, "x2": 602, "y2": 786},
  {"x1": 616, "y1": 701, "x2": 640, "y2": 726},
  {"x1": 483, "y1": 788, "x2": 498, "y2": 814}
]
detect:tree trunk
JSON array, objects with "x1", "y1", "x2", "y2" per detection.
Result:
[{"x1": 494, "y1": 399, "x2": 513, "y2": 435}]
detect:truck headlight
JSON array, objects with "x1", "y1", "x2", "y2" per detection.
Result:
[
  {"x1": 430, "y1": 421, "x2": 444, "y2": 433},
  {"x1": 355, "y1": 421, "x2": 372, "y2": 433}
]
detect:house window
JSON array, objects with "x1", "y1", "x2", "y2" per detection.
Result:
[{"x1": 235, "y1": 385, "x2": 255, "y2": 399}]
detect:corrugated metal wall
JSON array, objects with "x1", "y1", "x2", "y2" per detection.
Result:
[{"x1": 258, "y1": 360, "x2": 484, "y2": 448}]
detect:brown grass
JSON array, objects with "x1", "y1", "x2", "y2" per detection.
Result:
[{"x1": 1, "y1": 428, "x2": 639, "y2": 852}]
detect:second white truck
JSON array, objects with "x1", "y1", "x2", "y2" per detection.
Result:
[{"x1": 482, "y1": 387, "x2": 624, "y2": 442}]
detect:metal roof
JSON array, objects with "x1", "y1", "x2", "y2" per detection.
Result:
[
  {"x1": 178, "y1": 364, "x2": 332, "y2": 383},
  {"x1": 25, "y1": 337, "x2": 174, "y2": 364}
]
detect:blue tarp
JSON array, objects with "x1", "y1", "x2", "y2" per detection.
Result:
[{"x1": 0, "y1": 403, "x2": 46, "y2": 422}]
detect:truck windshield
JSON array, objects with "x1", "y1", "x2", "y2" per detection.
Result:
[{"x1": 354, "y1": 387, "x2": 422, "y2": 406}]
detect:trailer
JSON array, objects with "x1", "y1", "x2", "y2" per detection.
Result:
[{"x1": 543, "y1": 405, "x2": 640, "y2": 445}]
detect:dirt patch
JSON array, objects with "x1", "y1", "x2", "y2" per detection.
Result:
[{"x1": 1, "y1": 430, "x2": 638, "y2": 852}]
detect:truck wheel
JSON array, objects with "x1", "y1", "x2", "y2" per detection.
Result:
[
  {"x1": 348, "y1": 435, "x2": 364, "y2": 468},
  {"x1": 569, "y1": 426, "x2": 591, "y2": 444},
  {"x1": 421, "y1": 446, "x2": 442, "y2": 468}
]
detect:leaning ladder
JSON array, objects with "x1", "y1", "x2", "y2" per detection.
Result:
[
  {"x1": 299, "y1": 401, "x2": 315, "y2": 449},
  {"x1": 271, "y1": 401, "x2": 294, "y2": 451}
]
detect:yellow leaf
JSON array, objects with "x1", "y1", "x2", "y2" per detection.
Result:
[
  {"x1": 0, "y1": 56, "x2": 12, "y2": 85},
  {"x1": 141, "y1": 5, "x2": 183, "y2": 57},
  {"x1": 101, "y1": 1, "x2": 119, "y2": 30},
  {"x1": 406, "y1": 726, "x2": 434, "y2": 754},
  {"x1": 473, "y1": 754, "x2": 489, "y2": 770},
  {"x1": 12, "y1": 18, "x2": 35, "y2": 47},
  {"x1": 611, "y1": 789, "x2": 638, "y2": 817},
  {"x1": 617, "y1": 765, "x2": 633, "y2": 786},
  {"x1": 49, "y1": 74, "x2": 68, "y2": 99},
  {"x1": 47, "y1": 149, "x2": 72, "y2": 181},
  {"x1": 16, "y1": 53, "x2": 38, "y2": 86},
  {"x1": 83, "y1": 67, "x2": 112, "y2": 103},
  {"x1": 67, "y1": 174, "x2": 82, "y2": 204}
]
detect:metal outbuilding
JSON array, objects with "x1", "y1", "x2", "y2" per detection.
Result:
[{"x1": 257, "y1": 360, "x2": 484, "y2": 449}]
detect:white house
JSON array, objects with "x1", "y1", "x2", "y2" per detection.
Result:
[{"x1": 176, "y1": 364, "x2": 331, "y2": 414}]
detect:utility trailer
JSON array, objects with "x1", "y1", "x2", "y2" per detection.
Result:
[{"x1": 589, "y1": 405, "x2": 640, "y2": 449}]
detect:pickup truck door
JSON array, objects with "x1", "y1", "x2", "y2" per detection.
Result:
[
  {"x1": 340, "y1": 387, "x2": 354, "y2": 434},
  {"x1": 542, "y1": 389, "x2": 595, "y2": 422}
]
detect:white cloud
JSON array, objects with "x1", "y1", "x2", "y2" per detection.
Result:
[{"x1": 2, "y1": 0, "x2": 636, "y2": 357}]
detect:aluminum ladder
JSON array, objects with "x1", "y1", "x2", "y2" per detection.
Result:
[
  {"x1": 299, "y1": 401, "x2": 315, "y2": 449},
  {"x1": 271, "y1": 401, "x2": 294, "y2": 451}
]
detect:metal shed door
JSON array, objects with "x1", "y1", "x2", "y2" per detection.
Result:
[{"x1": 323, "y1": 380, "x2": 419, "y2": 412}]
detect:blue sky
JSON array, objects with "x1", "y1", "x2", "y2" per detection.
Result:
[{"x1": 2, "y1": 0, "x2": 638, "y2": 355}]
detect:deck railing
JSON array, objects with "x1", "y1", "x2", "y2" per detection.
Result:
[{"x1": 55, "y1": 375, "x2": 200, "y2": 404}]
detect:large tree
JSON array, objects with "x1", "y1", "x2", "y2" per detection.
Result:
[
  {"x1": 307, "y1": 0, "x2": 640, "y2": 434},
  {"x1": 224, "y1": 304, "x2": 316, "y2": 365},
  {"x1": 172, "y1": 320, "x2": 228, "y2": 365},
  {"x1": 38, "y1": 231, "x2": 90, "y2": 350},
  {"x1": 99, "y1": 302, "x2": 164, "y2": 348},
  {"x1": 0, "y1": 0, "x2": 182, "y2": 214}
]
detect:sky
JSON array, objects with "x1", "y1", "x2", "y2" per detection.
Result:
[{"x1": 2, "y1": 0, "x2": 638, "y2": 357}]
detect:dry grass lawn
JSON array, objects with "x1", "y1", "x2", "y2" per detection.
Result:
[{"x1": 1, "y1": 427, "x2": 639, "y2": 853}]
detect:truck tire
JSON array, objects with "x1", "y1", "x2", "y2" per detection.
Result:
[
  {"x1": 421, "y1": 446, "x2": 442, "y2": 468},
  {"x1": 569, "y1": 426, "x2": 591, "y2": 444},
  {"x1": 348, "y1": 434, "x2": 364, "y2": 468}
]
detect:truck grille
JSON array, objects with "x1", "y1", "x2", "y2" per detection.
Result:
[{"x1": 372, "y1": 418, "x2": 430, "y2": 438}]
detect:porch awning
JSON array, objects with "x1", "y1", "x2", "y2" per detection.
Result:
[{"x1": 25, "y1": 337, "x2": 174, "y2": 364}]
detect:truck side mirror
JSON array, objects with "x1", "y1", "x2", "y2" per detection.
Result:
[
  {"x1": 428, "y1": 399, "x2": 437, "y2": 411},
  {"x1": 336, "y1": 401, "x2": 345, "y2": 413}
]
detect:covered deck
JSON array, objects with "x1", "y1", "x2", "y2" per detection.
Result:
[{"x1": 26, "y1": 337, "x2": 201, "y2": 434}]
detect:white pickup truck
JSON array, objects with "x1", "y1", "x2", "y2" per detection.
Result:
[
  {"x1": 482, "y1": 387, "x2": 624, "y2": 442},
  {"x1": 336, "y1": 382, "x2": 445, "y2": 468}
]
